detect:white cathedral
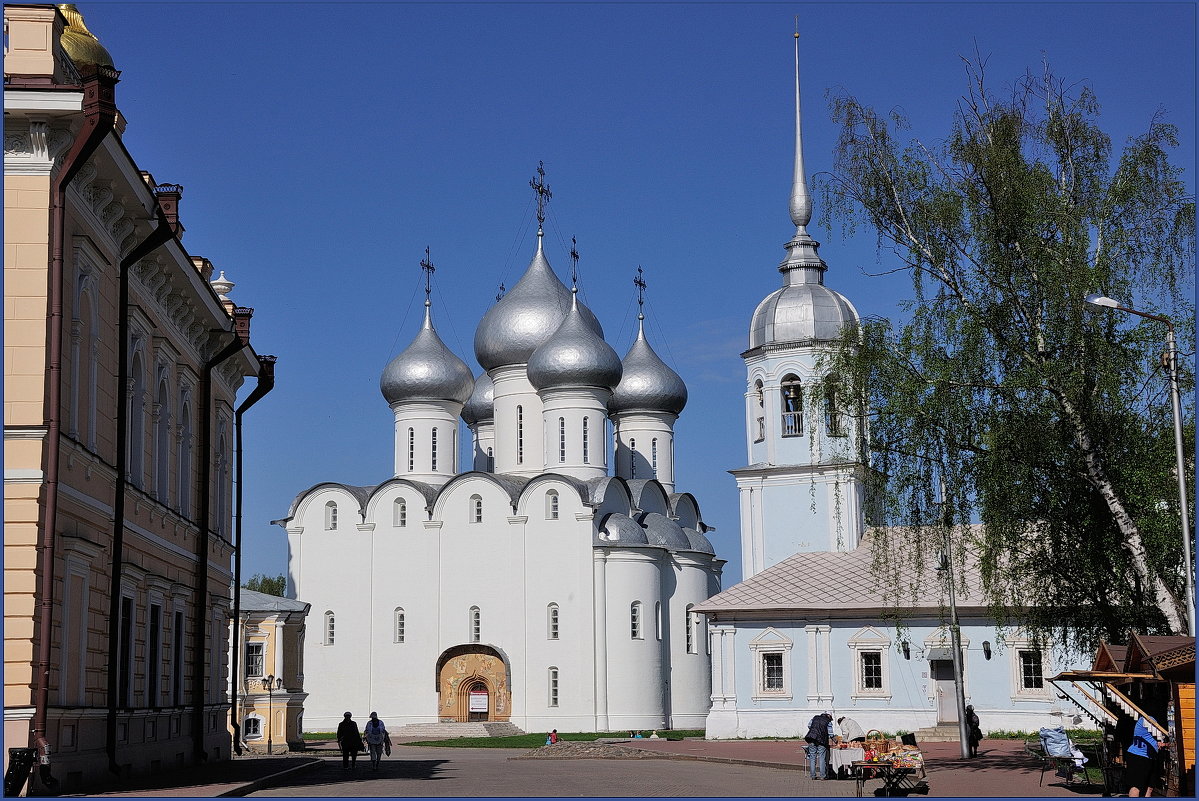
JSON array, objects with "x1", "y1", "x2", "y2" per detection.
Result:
[{"x1": 279, "y1": 191, "x2": 723, "y2": 732}]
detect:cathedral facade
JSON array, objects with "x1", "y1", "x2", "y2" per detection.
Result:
[{"x1": 279, "y1": 216, "x2": 722, "y2": 733}]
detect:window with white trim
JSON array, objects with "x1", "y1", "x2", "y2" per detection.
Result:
[
  {"x1": 517, "y1": 405, "x2": 524, "y2": 464},
  {"x1": 546, "y1": 490, "x2": 559, "y2": 520},
  {"x1": 242, "y1": 716, "x2": 262, "y2": 738},
  {"x1": 848, "y1": 626, "x2": 891, "y2": 699},
  {"x1": 394, "y1": 498, "x2": 407, "y2": 527},
  {"x1": 324, "y1": 501, "x2": 338, "y2": 530},
  {"x1": 548, "y1": 667, "x2": 559, "y2": 707},
  {"x1": 407, "y1": 428, "x2": 415, "y2": 471},
  {"x1": 582, "y1": 417, "x2": 590, "y2": 463},
  {"x1": 559, "y1": 417, "x2": 566, "y2": 462},
  {"x1": 651, "y1": 438, "x2": 658, "y2": 475},
  {"x1": 547, "y1": 603, "x2": 559, "y2": 639},
  {"x1": 431, "y1": 427, "x2": 438, "y2": 471},
  {"x1": 630, "y1": 601, "x2": 643, "y2": 639},
  {"x1": 324, "y1": 611, "x2": 335, "y2": 645},
  {"x1": 685, "y1": 604, "x2": 698, "y2": 654},
  {"x1": 780, "y1": 374, "x2": 803, "y2": 437},
  {"x1": 1019, "y1": 650, "x2": 1043, "y2": 690},
  {"x1": 393, "y1": 608, "x2": 405, "y2": 643},
  {"x1": 469, "y1": 606, "x2": 481, "y2": 642},
  {"x1": 1009, "y1": 639, "x2": 1051, "y2": 698},
  {"x1": 470, "y1": 494, "x2": 483, "y2": 523},
  {"x1": 749, "y1": 628, "x2": 793, "y2": 699},
  {"x1": 245, "y1": 642, "x2": 264, "y2": 677},
  {"x1": 655, "y1": 601, "x2": 663, "y2": 640}
]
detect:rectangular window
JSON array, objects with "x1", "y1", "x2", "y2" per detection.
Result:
[
  {"x1": 173, "y1": 610, "x2": 184, "y2": 706},
  {"x1": 1019, "y1": 650, "x2": 1044, "y2": 689},
  {"x1": 861, "y1": 651, "x2": 883, "y2": 690},
  {"x1": 762, "y1": 652, "x2": 784, "y2": 690},
  {"x1": 243, "y1": 717, "x2": 261, "y2": 738},
  {"x1": 517, "y1": 406, "x2": 524, "y2": 464},
  {"x1": 245, "y1": 642, "x2": 264, "y2": 678},
  {"x1": 582, "y1": 418, "x2": 590, "y2": 463},
  {"x1": 559, "y1": 417, "x2": 566, "y2": 462},
  {"x1": 148, "y1": 603, "x2": 161, "y2": 705},
  {"x1": 431, "y1": 427, "x2": 438, "y2": 471},
  {"x1": 118, "y1": 596, "x2": 133, "y2": 708}
]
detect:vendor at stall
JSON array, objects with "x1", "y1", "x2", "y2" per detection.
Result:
[{"x1": 837, "y1": 716, "x2": 866, "y2": 743}]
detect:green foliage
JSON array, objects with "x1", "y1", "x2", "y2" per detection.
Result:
[
  {"x1": 243, "y1": 573, "x2": 286, "y2": 596},
  {"x1": 819, "y1": 60, "x2": 1195, "y2": 650}
]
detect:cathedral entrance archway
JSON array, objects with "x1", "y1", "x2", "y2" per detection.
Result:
[{"x1": 435, "y1": 644, "x2": 511, "y2": 723}]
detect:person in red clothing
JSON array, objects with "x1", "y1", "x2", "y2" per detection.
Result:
[{"x1": 549, "y1": 729, "x2": 559, "y2": 744}]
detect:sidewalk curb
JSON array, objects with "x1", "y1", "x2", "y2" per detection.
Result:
[{"x1": 216, "y1": 757, "x2": 323, "y2": 797}]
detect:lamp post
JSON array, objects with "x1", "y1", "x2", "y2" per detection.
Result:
[
  {"x1": 262, "y1": 675, "x2": 282, "y2": 754},
  {"x1": 1084, "y1": 294, "x2": 1196, "y2": 637}
]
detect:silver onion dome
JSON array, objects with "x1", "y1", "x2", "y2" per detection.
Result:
[
  {"x1": 610, "y1": 318, "x2": 687, "y2": 415},
  {"x1": 528, "y1": 292, "x2": 622, "y2": 391},
  {"x1": 639, "y1": 512, "x2": 693, "y2": 550},
  {"x1": 461, "y1": 371, "x2": 494, "y2": 425},
  {"x1": 597, "y1": 512, "x2": 650, "y2": 545},
  {"x1": 380, "y1": 306, "x2": 475, "y2": 405},
  {"x1": 474, "y1": 235, "x2": 602, "y2": 371},
  {"x1": 748, "y1": 282, "x2": 859, "y2": 348}
]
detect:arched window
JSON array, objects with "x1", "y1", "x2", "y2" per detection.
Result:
[
  {"x1": 154, "y1": 378, "x2": 171, "y2": 503},
  {"x1": 324, "y1": 501, "x2": 338, "y2": 530},
  {"x1": 630, "y1": 601, "x2": 642, "y2": 639},
  {"x1": 558, "y1": 417, "x2": 566, "y2": 462},
  {"x1": 128, "y1": 350, "x2": 146, "y2": 487},
  {"x1": 547, "y1": 603, "x2": 560, "y2": 640},
  {"x1": 431, "y1": 427, "x2": 439, "y2": 471},
  {"x1": 754, "y1": 379, "x2": 766, "y2": 442},
  {"x1": 548, "y1": 667, "x2": 560, "y2": 707},
  {"x1": 470, "y1": 495, "x2": 483, "y2": 524},
  {"x1": 655, "y1": 601, "x2": 663, "y2": 640},
  {"x1": 394, "y1": 498, "x2": 407, "y2": 527},
  {"x1": 546, "y1": 490, "x2": 559, "y2": 520},
  {"x1": 486, "y1": 447, "x2": 494, "y2": 472},
  {"x1": 323, "y1": 611, "x2": 335, "y2": 645},
  {"x1": 469, "y1": 606, "x2": 481, "y2": 643},
  {"x1": 629, "y1": 437, "x2": 637, "y2": 479},
  {"x1": 177, "y1": 395, "x2": 192, "y2": 517},
  {"x1": 517, "y1": 405, "x2": 524, "y2": 464},
  {"x1": 825, "y1": 381, "x2": 845, "y2": 436},
  {"x1": 651, "y1": 438, "x2": 658, "y2": 475},
  {"x1": 781, "y1": 374, "x2": 803, "y2": 437},
  {"x1": 407, "y1": 428, "x2": 415, "y2": 472},
  {"x1": 686, "y1": 604, "x2": 698, "y2": 654},
  {"x1": 582, "y1": 417, "x2": 590, "y2": 463},
  {"x1": 393, "y1": 607, "x2": 405, "y2": 643},
  {"x1": 214, "y1": 430, "x2": 228, "y2": 535}
]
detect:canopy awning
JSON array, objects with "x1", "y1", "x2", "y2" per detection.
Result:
[{"x1": 925, "y1": 647, "x2": 954, "y2": 661}]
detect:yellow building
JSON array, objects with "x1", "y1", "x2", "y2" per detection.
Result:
[
  {"x1": 4, "y1": 4, "x2": 272, "y2": 793},
  {"x1": 229, "y1": 590, "x2": 310, "y2": 753}
]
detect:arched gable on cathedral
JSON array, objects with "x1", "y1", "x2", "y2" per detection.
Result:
[
  {"x1": 626, "y1": 479, "x2": 671, "y2": 517},
  {"x1": 362, "y1": 478, "x2": 438, "y2": 526},
  {"x1": 284, "y1": 482, "x2": 374, "y2": 531}
]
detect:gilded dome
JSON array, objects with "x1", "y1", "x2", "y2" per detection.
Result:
[
  {"x1": 57, "y1": 5, "x2": 115, "y2": 69},
  {"x1": 380, "y1": 306, "x2": 474, "y2": 405},
  {"x1": 461, "y1": 371, "x2": 494, "y2": 425},
  {"x1": 610, "y1": 319, "x2": 687, "y2": 415},
  {"x1": 528, "y1": 293, "x2": 622, "y2": 392},
  {"x1": 748, "y1": 279, "x2": 859, "y2": 349},
  {"x1": 474, "y1": 235, "x2": 602, "y2": 370}
]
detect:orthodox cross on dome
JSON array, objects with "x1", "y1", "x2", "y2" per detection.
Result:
[
  {"x1": 569, "y1": 235, "x2": 580, "y2": 290},
  {"x1": 530, "y1": 161, "x2": 552, "y2": 230},
  {"x1": 420, "y1": 247, "x2": 435, "y2": 307},
  {"x1": 634, "y1": 266, "x2": 647, "y2": 321}
]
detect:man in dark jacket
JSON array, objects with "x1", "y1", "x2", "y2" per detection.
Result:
[
  {"x1": 804, "y1": 712, "x2": 833, "y2": 780},
  {"x1": 336, "y1": 712, "x2": 364, "y2": 769}
]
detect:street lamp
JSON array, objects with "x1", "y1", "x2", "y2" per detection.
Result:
[
  {"x1": 262, "y1": 674, "x2": 283, "y2": 754},
  {"x1": 1084, "y1": 293, "x2": 1196, "y2": 636}
]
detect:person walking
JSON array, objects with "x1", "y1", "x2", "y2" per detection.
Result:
[
  {"x1": 336, "y1": 712, "x2": 363, "y2": 770},
  {"x1": 363, "y1": 711, "x2": 389, "y2": 771},
  {"x1": 804, "y1": 712, "x2": 833, "y2": 780},
  {"x1": 1125, "y1": 715, "x2": 1160, "y2": 796},
  {"x1": 966, "y1": 705, "x2": 982, "y2": 758}
]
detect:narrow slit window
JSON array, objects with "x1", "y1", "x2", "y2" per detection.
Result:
[
  {"x1": 546, "y1": 490, "x2": 559, "y2": 520},
  {"x1": 559, "y1": 417, "x2": 566, "y2": 462},
  {"x1": 324, "y1": 501, "x2": 338, "y2": 530},
  {"x1": 548, "y1": 667, "x2": 559, "y2": 707},
  {"x1": 407, "y1": 428, "x2": 415, "y2": 472},
  {"x1": 547, "y1": 604, "x2": 559, "y2": 640},
  {"x1": 394, "y1": 498, "x2": 407, "y2": 527},
  {"x1": 431, "y1": 427, "x2": 438, "y2": 471},
  {"x1": 629, "y1": 438, "x2": 637, "y2": 479},
  {"x1": 517, "y1": 405, "x2": 524, "y2": 464},
  {"x1": 582, "y1": 417, "x2": 590, "y2": 463},
  {"x1": 651, "y1": 439, "x2": 658, "y2": 475},
  {"x1": 469, "y1": 606, "x2": 481, "y2": 643},
  {"x1": 630, "y1": 601, "x2": 642, "y2": 639},
  {"x1": 394, "y1": 608, "x2": 405, "y2": 643},
  {"x1": 471, "y1": 495, "x2": 483, "y2": 524}
]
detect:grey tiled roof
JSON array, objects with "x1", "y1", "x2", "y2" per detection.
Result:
[
  {"x1": 693, "y1": 537, "x2": 985, "y2": 613},
  {"x1": 237, "y1": 589, "x2": 311, "y2": 614}
]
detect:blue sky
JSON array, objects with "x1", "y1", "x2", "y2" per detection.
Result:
[{"x1": 79, "y1": 2, "x2": 1196, "y2": 586}]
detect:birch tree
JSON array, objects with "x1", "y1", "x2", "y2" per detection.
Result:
[{"x1": 820, "y1": 60, "x2": 1195, "y2": 648}]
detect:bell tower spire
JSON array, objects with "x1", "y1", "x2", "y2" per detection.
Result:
[
  {"x1": 780, "y1": 22, "x2": 827, "y2": 286},
  {"x1": 789, "y1": 21, "x2": 812, "y2": 232}
]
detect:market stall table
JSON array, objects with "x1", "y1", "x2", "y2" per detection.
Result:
[
  {"x1": 852, "y1": 760, "x2": 928, "y2": 797},
  {"x1": 830, "y1": 747, "x2": 866, "y2": 776}
]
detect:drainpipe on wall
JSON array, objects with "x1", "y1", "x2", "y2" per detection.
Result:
[
  {"x1": 192, "y1": 332, "x2": 247, "y2": 762},
  {"x1": 104, "y1": 198, "x2": 175, "y2": 777},
  {"x1": 230, "y1": 354, "x2": 276, "y2": 755},
  {"x1": 32, "y1": 63, "x2": 119, "y2": 790}
]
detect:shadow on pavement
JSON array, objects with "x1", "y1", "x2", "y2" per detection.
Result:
[{"x1": 260, "y1": 757, "x2": 451, "y2": 791}]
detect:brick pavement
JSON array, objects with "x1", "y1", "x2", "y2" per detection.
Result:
[{"x1": 56, "y1": 737, "x2": 1108, "y2": 797}]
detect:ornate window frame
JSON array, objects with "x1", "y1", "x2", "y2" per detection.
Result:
[
  {"x1": 749, "y1": 627, "x2": 793, "y2": 700},
  {"x1": 848, "y1": 626, "x2": 892, "y2": 700}
]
